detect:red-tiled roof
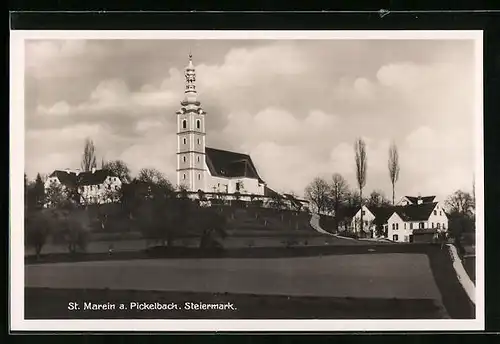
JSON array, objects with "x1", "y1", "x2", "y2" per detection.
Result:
[{"x1": 205, "y1": 147, "x2": 265, "y2": 183}]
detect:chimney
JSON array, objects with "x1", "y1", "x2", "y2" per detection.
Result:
[
  {"x1": 417, "y1": 195, "x2": 423, "y2": 205},
  {"x1": 91, "y1": 167, "x2": 96, "y2": 174},
  {"x1": 75, "y1": 168, "x2": 81, "y2": 176},
  {"x1": 65, "y1": 168, "x2": 71, "y2": 174}
]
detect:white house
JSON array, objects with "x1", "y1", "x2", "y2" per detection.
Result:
[
  {"x1": 175, "y1": 54, "x2": 267, "y2": 196},
  {"x1": 45, "y1": 167, "x2": 122, "y2": 206},
  {"x1": 349, "y1": 205, "x2": 396, "y2": 238},
  {"x1": 387, "y1": 201, "x2": 449, "y2": 242},
  {"x1": 350, "y1": 205, "x2": 376, "y2": 236}
]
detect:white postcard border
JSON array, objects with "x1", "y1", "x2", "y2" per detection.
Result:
[{"x1": 10, "y1": 29, "x2": 484, "y2": 332}]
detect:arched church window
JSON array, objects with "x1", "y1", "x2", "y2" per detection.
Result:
[
  {"x1": 183, "y1": 174, "x2": 186, "y2": 180},
  {"x1": 197, "y1": 138, "x2": 200, "y2": 145},
  {"x1": 182, "y1": 120, "x2": 187, "y2": 129},
  {"x1": 183, "y1": 156, "x2": 186, "y2": 163},
  {"x1": 183, "y1": 138, "x2": 186, "y2": 145},
  {"x1": 196, "y1": 119, "x2": 201, "y2": 129},
  {"x1": 197, "y1": 156, "x2": 200, "y2": 163},
  {"x1": 198, "y1": 174, "x2": 201, "y2": 180}
]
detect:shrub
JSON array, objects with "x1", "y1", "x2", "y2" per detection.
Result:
[
  {"x1": 25, "y1": 209, "x2": 52, "y2": 258},
  {"x1": 48, "y1": 207, "x2": 91, "y2": 254}
]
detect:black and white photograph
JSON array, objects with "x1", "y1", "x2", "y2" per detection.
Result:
[{"x1": 10, "y1": 30, "x2": 483, "y2": 331}]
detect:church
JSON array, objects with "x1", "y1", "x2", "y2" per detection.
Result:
[{"x1": 176, "y1": 54, "x2": 268, "y2": 196}]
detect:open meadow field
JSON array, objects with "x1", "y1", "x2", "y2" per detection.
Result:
[{"x1": 24, "y1": 244, "x2": 476, "y2": 319}]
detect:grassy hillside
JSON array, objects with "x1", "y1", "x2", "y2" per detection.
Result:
[
  {"x1": 88, "y1": 204, "x2": 317, "y2": 239},
  {"x1": 319, "y1": 214, "x2": 337, "y2": 233}
]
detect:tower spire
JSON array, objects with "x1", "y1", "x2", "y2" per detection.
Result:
[
  {"x1": 184, "y1": 52, "x2": 197, "y2": 103},
  {"x1": 176, "y1": 52, "x2": 207, "y2": 192}
]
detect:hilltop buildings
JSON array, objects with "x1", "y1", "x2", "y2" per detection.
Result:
[
  {"x1": 176, "y1": 54, "x2": 268, "y2": 196},
  {"x1": 44, "y1": 168, "x2": 122, "y2": 206},
  {"x1": 346, "y1": 195, "x2": 449, "y2": 242}
]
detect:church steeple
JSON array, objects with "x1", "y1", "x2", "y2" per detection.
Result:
[
  {"x1": 184, "y1": 52, "x2": 197, "y2": 104},
  {"x1": 176, "y1": 52, "x2": 207, "y2": 192}
]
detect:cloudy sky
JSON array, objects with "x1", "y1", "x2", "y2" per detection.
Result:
[{"x1": 24, "y1": 38, "x2": 477, "y2": 200}]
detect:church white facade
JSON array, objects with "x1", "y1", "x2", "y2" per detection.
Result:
[{"x1": 176, "y1": 54, "x2": 267, "y2": 196}]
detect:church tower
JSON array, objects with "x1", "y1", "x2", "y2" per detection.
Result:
[{"x1": 176, "y1": 53, "x2": 207, "y2": 192}]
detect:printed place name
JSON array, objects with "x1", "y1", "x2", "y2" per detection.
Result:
[{"x1": 67, "y1": 301, "x2": 237, "y2": 312}]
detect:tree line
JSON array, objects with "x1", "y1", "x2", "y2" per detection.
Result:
[
  {"x1": 304, "y1": 138, "x2": 398, "y2": 232},
  {"x1": 303, "y1": 138, "x2": 475, "y2": 244},
  {"x1": 24, "y1": 138, "x2": 227, "y2": 259}
]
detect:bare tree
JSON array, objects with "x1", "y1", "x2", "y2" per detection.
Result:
[
  {"x1": 44, "y1": 181, "x2": 68, "y2": 208},
  {"x1": 304, "y1": 177, "x2": 331, "y2": 214},
  {"x1": 345, "y1": 189, "x2": 362, "y2": 208},
  {"x1": 103, "y1": 160, "x2": 132, "y2": 184},
  {"x1": 81, "y1": 138, "x2": 98, "y2": 172},
  {"x1": 137, "y1": 168, "x2": 174, "y2": 191},
  {"x1": 446, "y1": 190, "x2": 475, "y2": 217},
  {"x1": 330, "y1": 173, "x2": 349, "y2": 231},
  {"x1": 388, "y1": 142, "x2": 400, "y2": 205},
  {"x1": 366, "y1": 190, "x2": 391, "y2": 208},
  {"x1": 446, "y1": 190, "x2": 476, "y2": 251},
  {"x1": 354, "y1": 138, "x2": 367, "y2": 235}
]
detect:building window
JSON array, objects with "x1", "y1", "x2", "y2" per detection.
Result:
[
  {"x1": 437, "y1": 223, "x2": 441, "y2": 229},
  {"x1": 434, "y1": 210, "x2": 437, "y2": 215},
  {"x1": 431, "y1": 222, "x2": 434, "y2": 228},
  {"x1": 183, "y1": 156, "x2": 186, "y2": 163},
  {"x1": 393, "y1": 235, "x2": 399, "y2": 241},
  {"x1": 183, "y1": 138, "x2": 187, "y2": 145},
  {"x1": 404, "y1": 223, "x2": 406, "y2": 230},
  {"x1": 410, "y1": 223, "x2": 413, "y2": 230},
  {"x1": 419, "y1": 222, "x2": 425, "y2": 229},
  {"x1": 182, "y1": 120, "x2": 187, "y2": 129},
  {"x1": 197, "y1": 156, "x2": 200, "y2": 163},
  {"x1": 396, "y1": 223, "x2": 399, "y2": 230},
  {"x1": 197, "y1": 138, "x2": 200, "y2": 145},
  {"x1": 361, "y1": 210, "x2": 365, "y2": 216},
  {"x1": 196, "y1": 119, "x2": 201, "y2": 129},
  {"x1": 198, "y1": 174, "x2": 201, "y2": 180},
  {"x1": 183, "y1": 174, "x2": 186, "y2": 180},
  {"x1": 404, "y1": 235, "x2": 409, "y2": 242},
  {"x1": 392, "y1": 223, "x2": 395, "y2": 230},
  {"x1": 443, "y1": 223, "x2": 446, "y2": 229},
  {"x1": 440, "y1": 211, "x2": 442, "y2": 216}
]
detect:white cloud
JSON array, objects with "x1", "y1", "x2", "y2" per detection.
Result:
[
  {"x1": 119, "y1": 134, "x2": 177, "y2": 182},
  {"x1": 35, "y1": 77, "x2": 180, "y2": 120},
  {"x1": 26, "y1": 40, "x2": 98, "y2": 79},
  {"x1": 36, "y1": 101, "x2": 72, "y2": 116},
  {"x1": 24, "y1": 39, "x2": 476, "y2": 201}
]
